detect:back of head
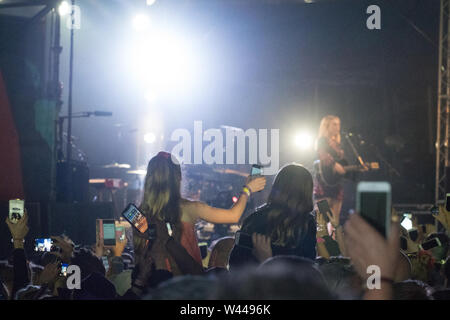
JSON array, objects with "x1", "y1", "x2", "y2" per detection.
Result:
[
  {"x1": 71, "y1": 248, "x2": 105, "y2": 280},
  {"x1": 208, "y1": 237, "x2": 235, "y2": 269},
  {"x1": 73, "y1": 272, "x2": 117, "y2": 300},
  {"x1": 318, "y1": 256, "x2": 363, "y2": 299},
  {"x1": 214, "y1": 257, "x2": 334, "y2": 299},
  {"x1": 145, "y1": 275, "x2": 217, "y2": 300},
  {"x1": 393, "y1": 280, "x2": 434, "y2": 300},
  {"x1": 394, "y1": 251, "x2": 412, "y2": 282},
  {"x1": 265, "y1": 164, "x2": 314, "y2": 247},
  {"x1": 135, "y1": 152, "x2": 182, "y2": 254}
]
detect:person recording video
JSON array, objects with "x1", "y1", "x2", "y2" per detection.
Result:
[{"x1": 132, "y1": 151, "x2": 266, "y2": 277}]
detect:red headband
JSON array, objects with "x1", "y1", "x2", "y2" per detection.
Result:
[{"x1": 157, "y1": 151, "x2": 170, "y2": 159}]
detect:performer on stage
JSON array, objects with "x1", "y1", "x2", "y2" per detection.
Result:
[
  {"x1": 314, "y1": 115, "x2": 365, "y2": 238},
  {"x1": 314, "y1": 116, "x2": 346, "y2": 218}
]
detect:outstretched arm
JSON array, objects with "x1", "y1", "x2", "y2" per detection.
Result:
[{"x1": 186, "y1": 176, "x2": 266, "y2": 224}]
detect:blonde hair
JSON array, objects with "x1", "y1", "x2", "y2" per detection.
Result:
[
  {"x1": 316, "y1": 115, "x2": 341, "y2": 150},
  {"x1": 134, "y1": 152, "x2": 182, "y2": 255}
]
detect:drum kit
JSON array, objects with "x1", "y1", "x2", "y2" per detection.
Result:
[{"x1": 89, "y1": 162, "x2": 147, "y2": 218}]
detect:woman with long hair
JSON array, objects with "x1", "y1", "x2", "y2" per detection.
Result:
[
  {"x1": 229, "y1": 163, "x2": 317, "y2": 269},
  {"x1": 133, "y1": 151, "x2": 266, "y2": 275},
  {"x1": 314, "y1": 115, "x2": 346, "y2": 223}
]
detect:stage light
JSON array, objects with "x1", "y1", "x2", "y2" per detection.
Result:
[
  {"x1": 144, "y1": 132, "x2": 156, "y2": 144},
  {"x1": 146, "y1": 0, "x2": 156, "y2": 6},
  {"x1": 232, "y1": 196, "x2": 238, "y2": 203},
  {"x1": 58, "y1": 1, "x2": 70, "y2": 16},
  {"x1": 144, "y1": 90, "x2": 158, "y2": 103},
  {"x1": 129, "y1": 29, "x2": 199, "y2": 95},
  {"x1": 132, "y1": 14, "x2": 150, "y2": 31},
  {"x1": 295, "y1": 132, "x2": 314, "y2": 150}
]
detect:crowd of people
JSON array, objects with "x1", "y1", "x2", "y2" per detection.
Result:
[{"x1": 1, "y1": 151, "x2": 449, "y2": 300}]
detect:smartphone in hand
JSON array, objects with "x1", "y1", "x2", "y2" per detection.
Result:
[
  {"x1": 60, "y1": 263, "x2": 69, "y2": 277},
  {"x1": 102, "y1": 219, "x2": 116, "y2": 246},
  {"x1": 235, "y1": 231, "x2": 253, "y2": 249},
  {"x1": 420, "y1": 238, "x2": 442, "y2": 251},
  {"x1": 34, "y1": 238, "x2": 54, "y2": 252},
  {"x1": 251, "y1": 164, "x2": 262, "y2": 176},
  {"x1": 9, "y1": 199, "x2": 24, "y2": 224},
  {"x1": 121, "y1": 203, "x2": 149, "y2": 234},
  {"x1": 356, "y1": 181, "x2": 392, "y2": 238},
  {"x1": 317, "y1": 199, "x2": 333, "y2": 223}
]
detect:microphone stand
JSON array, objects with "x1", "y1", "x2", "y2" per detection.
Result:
[
  {"x1": 343, "y1": 132, "x2": 366, "y2": 166},
  {"x1": 367, "y1": 142, "x2": 401, "y2": 177},
  {"x1": 344, "y1": 132, "x2": 401, "y2": 177},
  {"x1": 57, "y1": 111, "x2": 112, "y2": 161}
]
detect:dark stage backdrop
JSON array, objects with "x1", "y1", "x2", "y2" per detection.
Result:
[{"x1": 0, "y1": 14, "x2": 58, "y2": 203}]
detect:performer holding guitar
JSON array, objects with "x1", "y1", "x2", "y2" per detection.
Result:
[{"x1": 314, "y1": 115, "x2": 374, "y2": 236}]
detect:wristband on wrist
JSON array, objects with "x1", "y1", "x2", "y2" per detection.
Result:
[
  {"x1": 242, "y1": 186, "x2": 251, "y2": 197},
  {"x1": 11, "y1": 238, "x2": 25, "y2": 243}
]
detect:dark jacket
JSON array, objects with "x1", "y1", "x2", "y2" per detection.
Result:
[
  {"x1": 12, "y1": 248, "x2": 29, "y2": 298},
  {"x1": 229, "y1": 205, "x2": 316, "y2": 270}
]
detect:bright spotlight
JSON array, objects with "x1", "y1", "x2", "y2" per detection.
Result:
[
  {"x1": 146, "y1": 0, "x2": 156, "y2": 6},
  {"x1": 295, "y1": 132, "x2": 313, "y2": 150},
  {"x1": 58, "y1": 1, "x2": 70, "y2": 16},
  {"x1": 144, "y1": 132, "x2": 156, "y2": 144},
  {"x1": 144, "y1": 90, "x2": 158, "y2": 103},
  {"x1": 129, "y1": 29, "x2": 199, "y2": 94},
  {"x1": 132, "y1": 14, "x2": 150, "y2": 31}
]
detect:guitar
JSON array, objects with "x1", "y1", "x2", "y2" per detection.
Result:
[{"x1": 314, "y1": 160, "x2": 379, "y2": 187}]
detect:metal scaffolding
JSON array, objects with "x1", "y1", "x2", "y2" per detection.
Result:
[{"x1": 436, "y1": 0, "x2": 450, "y2": 204}]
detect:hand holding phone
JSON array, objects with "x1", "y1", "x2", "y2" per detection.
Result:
[
  {"x1": 356, "y1": 182, "x2": 392, "y2": 238},
  {"x1": 6, "y1": 209, "x2": 29, "y2": 244},
  {"x1": 60, "y1": 263, "x2": 69, "y2": 277},
  {"x1": 121, "y1": 204, "x2": 156, "y2": 240},
  {"x1": 9, "y1": 199, "x2": 24, "y2": 224},
  {"x1": 96, "y1": 219, "x2": 117, "y2": 247},
  {"x1": 235, "y1": 231, "x2": 253, "y2": 249},
  {"x1": 251, "y1": 164, "x2": 262, "y2": 176},
  {"x1": 34, "y1": 238, "x2": 54, "y2": 252},
  {"x1": 420, "y1": 238, "x2": 442, "y2": 251},
  {"x1": 317, "y1": 199, "x2": 333, "y2": 224}
]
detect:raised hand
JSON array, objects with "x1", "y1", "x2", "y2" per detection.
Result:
[
  {"x1": 246, "y1": 176, "x2": 267, "y2": 193},
  {"x1": 112, "y1": 231, "x2": 128, "y2": 257},
  {"x1": 51, "y1": 235, "x2": 74, "y2": 263},
  {"x1": 37, "y1": 261, "x2": 60, "y2": 286},
  {"x1": 437, "y1": 205, "x2": 450, "y2": 230},
  {"x1": 6, "y1": 209, "x2": 29, "y2": 248},
  {"x1": 344, "y1": 214, "x2": 400, "y2": 282},
  {"x1": 251, "y1": 233, "x2": 272, "y2": 263},
  {"x1": 315, "y1": 210, "x2": 329, "y2": 238}
]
